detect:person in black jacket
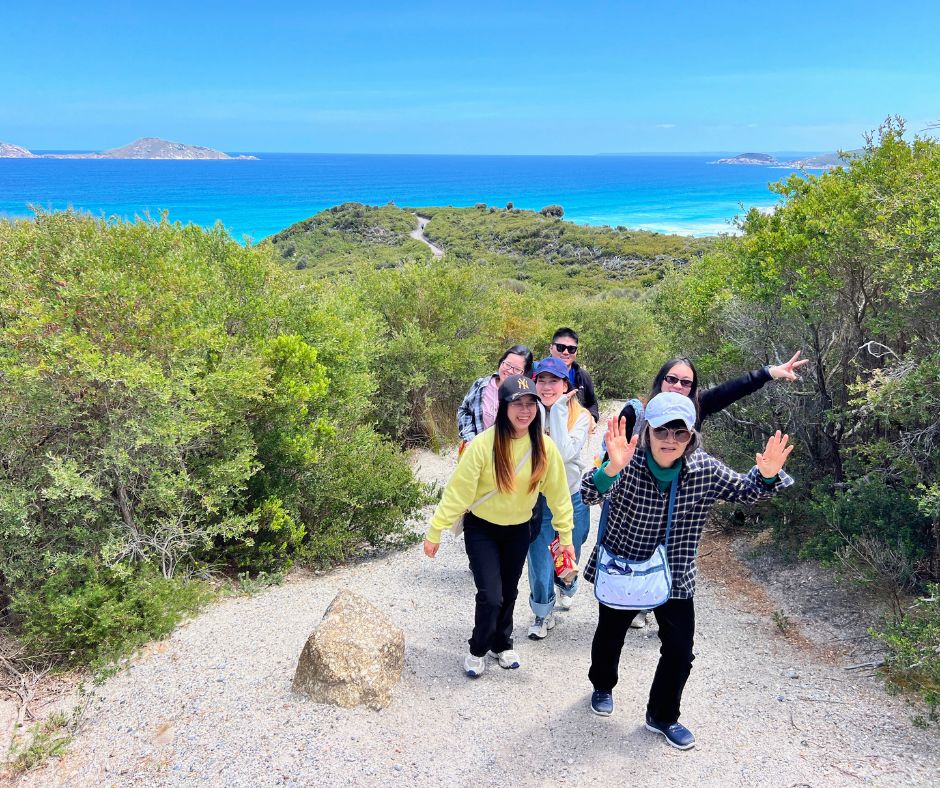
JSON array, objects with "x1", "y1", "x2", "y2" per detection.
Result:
[
  {"x1": 549, "y1": 327, "x2": 599, "y2": 423},
  {"x1": 649, "y1": 351, "x2": 808, "y2": 429}
]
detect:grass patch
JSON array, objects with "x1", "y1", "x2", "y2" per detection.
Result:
[{"x1": 5, "y1": 709, "x2": 78, "y2": 774}]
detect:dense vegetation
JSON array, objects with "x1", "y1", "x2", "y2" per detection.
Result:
[
  {"x1": 266, "y1": 203, "x2": 430, "y2": 274},
  {"x1": 0, "y1": 119, "x2": 936, "y2": 720},
  {"x1": 653, "y1": 120, "x2": 939, "y2": 719},
  {"x1": 0, "y1": 213, "x2": 427, "y2": 667},
  {"x1": 415, "y1": 205, "x2": 711, "y2": 294},
  {"x1": 267, "y1": 201, "x2": 680, "y2": 443}
]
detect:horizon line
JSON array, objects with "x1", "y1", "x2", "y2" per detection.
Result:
[{"x1": 21, "y1": 148, "x2": 828, "y2": 158}]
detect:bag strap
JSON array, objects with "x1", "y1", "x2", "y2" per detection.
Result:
[
  {"x1": 662, "y1": 478, "x2": 678, "y2": 550},
  {"x1": 468, "y1": 448, "x2": 532, "y2": 513}
]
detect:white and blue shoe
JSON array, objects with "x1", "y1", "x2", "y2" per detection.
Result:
[
  {"x1": 464, "y1": 653, "x2": 485, "y2": 677},
  {"x1": 487, "y1": 649, "x2": 521, "y2": 669}
]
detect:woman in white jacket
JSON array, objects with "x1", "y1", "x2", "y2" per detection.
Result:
[{"x1": 526, "y1": 356, "x2": 593, "y2": 640}]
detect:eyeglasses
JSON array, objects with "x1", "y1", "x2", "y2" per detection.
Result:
[
  {"x1": 651, "y1": 426, "x2": 692, "y2": 443},
  {"x1": 499, "y1": 361, "x2": 523, "y2": 375},
  {"x1": 553, "y1": 342, "x2": 578, "y2": 354},
  {"x1": 663, "y1": 374, "x2": 694, "y2": 389}
]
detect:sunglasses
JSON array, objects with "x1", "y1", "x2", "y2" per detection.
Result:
[
  {"x1": 651, "y1": 426, "x2": 692, "y2": 443},
  {"x1": 553, "y1": 342, "x2": 578, "y2": 354},
  {"x1": 663, "y1": 374, "x2": 694, "y2": 389}
]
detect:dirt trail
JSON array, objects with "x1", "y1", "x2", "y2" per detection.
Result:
[
  {"x1": 409, "y1": 214, "x2": 444, "y2": 259},
  {"x1": 12, "y1": 414, "x2": 939, "y2": 787}
]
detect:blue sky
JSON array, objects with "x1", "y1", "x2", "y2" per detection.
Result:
[{"x1": 2, "y1": 0, "x2": 938, "y2": 154}]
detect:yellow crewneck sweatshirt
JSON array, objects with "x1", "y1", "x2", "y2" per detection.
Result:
[{"x1": 425, "y1": 428, "x2": 574, "y2": 545}]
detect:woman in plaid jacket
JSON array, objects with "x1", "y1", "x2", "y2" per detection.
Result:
[
  {"x1": 581, "y1": 391, "x2": 794, "y2": 749},
  {"x1": 456, "y1": 345, "x2": 534, "y2": 444}
]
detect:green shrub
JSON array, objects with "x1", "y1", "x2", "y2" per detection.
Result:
[
  {"x1": 801, "y1": 476, "x2": 930, "y2": 567},
  {"x1": 872, "y1": 583, "x2": 940, "y2": 725},
  {"x1": 221, "y1": 497, "x2": 305, "y2": 575},
  {"x1": 562, "y1": 296, "x2": 669, "y2": 399},
  {"x1": 354, "y1": 261, "x2": 512, "y2": 444},
  {"x1": 13, "y1": 561, "x2": 212, "y2": 667},
  {"x1": 0, "y1": 212, "x2": 428, "y2": 665},
  {"x1": 297, "y1": 426, "x2": 430, "y2": 564}
]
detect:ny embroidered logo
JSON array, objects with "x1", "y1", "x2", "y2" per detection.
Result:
[{"x1": 516, "y1": 378, "x2": 531, "y2": 390}]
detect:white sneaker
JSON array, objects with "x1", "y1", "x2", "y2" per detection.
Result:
[
  {"x1": 528, "y1": 613, "x2": 556, "y2": 640},
  {"x1": 630, "y1": 612, "x2": 647, "y2": 629},
  {"x1": 488, "y1": 649, "x2": 521, "y2": 669},
  {"x1": 558, "y1": 594, "x2": 574, "y2": 611},
  {"x1": 464, "y1": 653, "x2": 485, "y2": 677}
]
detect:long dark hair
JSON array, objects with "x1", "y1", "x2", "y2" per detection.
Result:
[
  {"x1": 649, "y1": 357, "x2": 701, "y2": 415},
  {"x1": 493, "y1": 397, "x2": 546, "y2": 494},
  {"x1": 498, "y1": 345, "x2": 534, "y2": 376}
]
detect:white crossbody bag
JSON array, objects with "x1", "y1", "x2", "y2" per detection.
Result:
[{"x1": 593, "y1": 478, "x2": 676, "y2": 609}]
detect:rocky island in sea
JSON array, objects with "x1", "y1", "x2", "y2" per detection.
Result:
[
  {"x1": 715, "y1": 150, "x2": 860, "y2": 169},
  {"x1": 0, "y1": 137, "x2": 257, "y2": 160}
]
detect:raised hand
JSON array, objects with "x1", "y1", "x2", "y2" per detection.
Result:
[
  {"x1": 605, "y1": 416, "x2": 639, "y2": 474},
  {"x1": 769, "y1": 350, "x2": 810, "y2": 381},
  {"x1": 755, "y1": 430, "x2": 794, "y2": 478}
]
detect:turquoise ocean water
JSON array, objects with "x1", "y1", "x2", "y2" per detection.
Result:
[{"x1": 0, "y1": 153, "x2": 813, "y2": 241}]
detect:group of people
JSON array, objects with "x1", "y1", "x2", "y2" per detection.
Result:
[{"x1": 424, "y1": 327, "x2": 805, "y2": 749}]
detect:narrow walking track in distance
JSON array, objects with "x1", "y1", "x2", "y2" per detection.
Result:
[
  {"x1": 410, "y1": 214, "x2": 444, "y2": 259},
  {"x1": 18, "y1": 410, "x2": 939, "y2": 787}
]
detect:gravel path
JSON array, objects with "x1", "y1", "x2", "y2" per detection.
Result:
[
  {"x1": 409, "y1": 215, "x2": 444, "y2": 259},
  {"x1": 20, "y1": 421, "x2": 940, "y2": 786}
]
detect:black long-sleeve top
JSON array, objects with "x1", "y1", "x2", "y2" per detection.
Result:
[{"x1": 697, "y1": 366, "x2": 772, "y2": 427}]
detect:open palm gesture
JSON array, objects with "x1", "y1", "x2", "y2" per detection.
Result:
[
  {"x1": 755, "y1": 431, "x2": 794, "y2": 478},
  {"x1": 605, "y1": 416, "x2": 639, "y2": 474}
]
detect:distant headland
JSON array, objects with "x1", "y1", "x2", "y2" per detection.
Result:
[
  {"x1": 714, "y1": 150, "x2": 861, "y2": 169},
  {"x1": 0, "y1": 137, "x2": 258, "y2": 160}
]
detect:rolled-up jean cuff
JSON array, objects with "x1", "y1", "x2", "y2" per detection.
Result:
[{"x1": 529, "y1": 593, "x2": 555, "y2": 618}]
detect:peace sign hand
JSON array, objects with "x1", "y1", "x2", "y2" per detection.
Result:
[
  {"x1": 769, "y1": 350, "x2": 810, "y2": 381},
  {"x1": 755, "y1": 430, "x2": 794, "y2": 478}
]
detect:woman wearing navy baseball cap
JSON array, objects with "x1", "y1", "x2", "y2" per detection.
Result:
[{"x1": 526, "y1": 356, "x2": 594, "y2": 640}]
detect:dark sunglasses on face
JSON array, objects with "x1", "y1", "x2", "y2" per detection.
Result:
[
  {"x1": 652, "y1": 426, "x2": 693, "y2": 443},
  {"x1": 553, "y1": 342, "x2": 578, "y2": 354},
  {"x1": 663, "y1": 374, "x2": 694, "y2": 389}
]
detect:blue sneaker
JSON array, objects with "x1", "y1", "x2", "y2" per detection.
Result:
[
  {"x1": 645, "y1": 713, "x2": 695, "y2": 749},
  {"x1": 590, "y1": 691, "x2": 614, "y2": 717}
]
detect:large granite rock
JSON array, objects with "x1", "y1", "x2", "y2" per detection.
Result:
[{"x1": 292, "y1": 589, "x2": 404, "y2": 710}]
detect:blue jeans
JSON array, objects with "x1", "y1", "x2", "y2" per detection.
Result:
[{"x1": 527, "y1": 492, "x2": 591, "y2": 617}]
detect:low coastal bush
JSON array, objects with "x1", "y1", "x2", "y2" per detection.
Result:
[
  {"x1": 13, "y1": 561, "x2": 213, "y2": 667},
  {"x1": 353, "y1": 259, "x2": 534, "y2": 445},
  {"x1": 873, "y1": 583, "x2": 940, "y2": 726},
  {"x1": 654, "y1": 121, "x2": 940, "y2": 583},
  {"x1": 0, "y1": 211, "x2": 426, "y2": 666}
]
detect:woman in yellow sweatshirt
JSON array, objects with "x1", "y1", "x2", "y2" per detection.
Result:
[{"x1": 424, "y1": 374, "x2": 576, "y2": 677}]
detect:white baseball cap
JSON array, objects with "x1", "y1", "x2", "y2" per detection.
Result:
[{"x1": 644, "y1": 392, "x2": 696, "y2": 429}]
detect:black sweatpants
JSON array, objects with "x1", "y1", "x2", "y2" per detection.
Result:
[
  {"x1": 588, "y1": 597, "x2": 695, "y2": 724},
  {"x1": 463, "y1": 511, "x2": 531, "y2": 657}
]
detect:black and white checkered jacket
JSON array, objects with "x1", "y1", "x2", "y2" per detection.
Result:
[{"x1": 581, "y1": 448, "x2": 794, "y2": 599}]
